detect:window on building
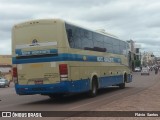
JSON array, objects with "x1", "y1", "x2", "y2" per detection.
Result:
[{"x1": 136, "y1": 48, "x2": 139, "y2": 53}]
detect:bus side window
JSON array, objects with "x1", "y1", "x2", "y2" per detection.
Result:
[{"x1": 67, "y1": 29, "x2": 73, "y2": 42}]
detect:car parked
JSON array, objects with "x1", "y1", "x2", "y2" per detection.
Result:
[
  {"x1": 134, "y1": 67, "x2": 141, "y2": 72},
  {"x1": 0, "y1": 77, "x2": 10, "y2": 88},
  {"x1": 141, "y1": 67, "x2": 150, "y2": 75}
]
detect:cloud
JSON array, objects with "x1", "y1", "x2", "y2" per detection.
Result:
[
  {"x1": 0, "y1": 39, "x2": 11, "y2": 55},
  {"x1": 0, "y1": 0, "x2": 160, "y2": 56}
]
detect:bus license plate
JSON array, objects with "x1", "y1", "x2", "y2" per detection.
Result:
[{"x1": 35, "y1": 80, "x2": 43, "y2": 84}]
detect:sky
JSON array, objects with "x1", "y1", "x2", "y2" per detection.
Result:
[{"x1": 1, "y1": 0, "x2": 160, "y2": 56}]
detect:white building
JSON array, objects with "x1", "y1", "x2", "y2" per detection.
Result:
[{"x1": 141, "y1": 52, "x2": 155, "y2": 66}]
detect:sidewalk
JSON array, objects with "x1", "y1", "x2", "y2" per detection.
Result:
[{"x1": 66, "y1": 74, "x2": 160, "y2": 120}]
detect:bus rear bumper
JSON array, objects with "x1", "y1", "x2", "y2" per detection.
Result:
[
  {"x1": 15, "y1": 79, "x2": 90, "y2": 95},
  {"x1": 15, "y1": 81, "x2": 71, "y2": 95}
]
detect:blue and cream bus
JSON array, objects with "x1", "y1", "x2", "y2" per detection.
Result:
[{"x1": 12, "y1": 19, "x2": 132, "y2": 98}]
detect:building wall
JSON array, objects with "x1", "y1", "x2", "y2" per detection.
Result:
[
  {"x1": 127, "y1": 40, "x2": 142, "y2": 70},
  {"x1": 0, "y1": 55, "x2": 12, "y2": 74},
  {"x1": 134, "y1": 44, "x2": 141, "y2": 61},
  {"x1": 0, "y1": 55, "x2": 12, "y2": 65},
  {"x1": 141, "y1": 52, "x2": 155, "y2": 66},
  {"x1": 127, "y1": 40, "x2": 136, "y2": 70},
  {"x1": 0, "y1": 55, "x2": 12, "y2": 81}
]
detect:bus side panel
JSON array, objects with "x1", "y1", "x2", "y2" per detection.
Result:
[
  {"x1": 69, "y1": 67, "x2": 90, "y2": 92},
  {"x1": 69, "y1": 59, "x2": 130, "y2": 92},
  {"x1": 99, "y1": 75, "x2": 123, "y2": 88}
]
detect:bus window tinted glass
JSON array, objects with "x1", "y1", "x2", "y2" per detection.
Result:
[
  {"x1": 65, "y1": 22, "x2": 126, "y2": 55},
  {"x1": 66, "y1": 23, "x2": 94, "y2": 50}
]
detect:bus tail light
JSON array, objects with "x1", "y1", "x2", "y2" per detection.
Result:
[
  {"x1": 12, "y1": 67, "x2": 18, "y2": 83},
  {"x1": 59, "y1": 64, "x2": 68, "y2": 81}
]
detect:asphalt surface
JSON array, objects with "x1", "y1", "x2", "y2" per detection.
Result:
[{"x1": 0, "y1": 71, "x2": 159, "y2": 119}]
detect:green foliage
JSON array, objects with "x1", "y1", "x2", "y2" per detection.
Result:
[
  {"x1": 0, "y1": 71, "x2": 2, "y2": 77},
  {"x1": 135, "y1": 60, "x2": 141, "y2": 67}
]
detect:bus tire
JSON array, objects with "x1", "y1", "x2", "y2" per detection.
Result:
[
  {"x1": 119, "y1": 83, "x2": 125, "y2": 89},
  {"x1": 89, "y1": 77, "x2": 98, "y2": 97},
  {"x1": 119, "y1": 74, "x2": 126, "y2": 89},
  {"x1": 49, "y1": 94, "x2": 63, "y2": 100}
]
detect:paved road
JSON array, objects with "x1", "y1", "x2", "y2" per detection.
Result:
[{"x1": 0, "y1": 71, "x2": 159, "y2": 119}]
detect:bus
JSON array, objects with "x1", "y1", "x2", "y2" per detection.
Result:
[{"x1": 12, "y1": 19, "x2": 132, "y2": 98}]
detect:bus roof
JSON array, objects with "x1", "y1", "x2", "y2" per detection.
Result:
[
  {"x1": 65, "y1": 20, "x2": 126, "y2": 42},
  {"x1": 13, "y1": 18, "x2": 126, "y2": 43},
  {"x1": 13, "y1": 18, "x2": 64, "y2": 28}
]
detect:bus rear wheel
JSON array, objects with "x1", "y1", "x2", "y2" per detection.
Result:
[
  {"x1": 119, "y1": 83, "x2": 125, "y2": 89},
  {"x1": 89, "y1": 78, "x2": 98, "y2": 97},
  {"x1": 49, "y1": 94, "x2": 63, "y2": 99},
  {"x1": 119, "y1": 74, "x2": 127, "y2": 89}
]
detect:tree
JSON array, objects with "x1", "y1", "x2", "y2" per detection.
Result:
[
  {"x1": 0, "y1": 71, "x2": 2, "y2": 77},
  {"x1": 135, "y1": 60, "x2": 141, "y2": 67}
]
